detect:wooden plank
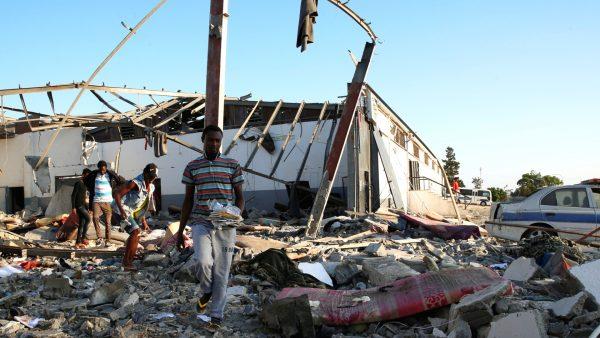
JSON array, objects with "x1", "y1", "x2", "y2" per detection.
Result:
[
  {"x1": 0, "y1": 245, "x2": 124, "y2": 259},
  {"x1": 306, "y1": 42, "x2": 375, "y2": 238},
  {"x1": 223, "y1": 99, "x2": 262, "y2": 155},
  {"x1": 244, "y1": 100, "x2": 283, "y2": 168},
  {"x1": 437, "y1": 159, "x2": 462, "y2": 224},
  {"x1": 152, "y1": 97, "x2": 204, "y2": 129},
  {"x1": 269, "y1": 101, "x2": 305, "y2": 177}
]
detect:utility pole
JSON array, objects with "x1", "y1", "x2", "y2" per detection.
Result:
[{"x1": 205, "y1": 0, "x2": 229, "y2": 129}]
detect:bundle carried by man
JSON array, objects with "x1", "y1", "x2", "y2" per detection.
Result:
[{"x1": 206, "y1": 199, "x2": 243, "y2": 228}]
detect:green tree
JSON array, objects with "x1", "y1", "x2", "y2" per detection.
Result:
[
  {"x1": 472, "y1": 177, "x2": 483, "y2": 189},
  {"x1": 514, "y1": 171, "x2": 563, "y2": 196},
  {"x1": 442, "y1": 147, "x2": 460, "y2": 183},
  {"x1": 488, "y1": 187, "x2": 508, "y2": 202}
]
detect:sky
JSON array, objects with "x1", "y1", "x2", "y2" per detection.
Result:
[{"x1": 1, "y1": 1, "x2": 598, "y2": 190}]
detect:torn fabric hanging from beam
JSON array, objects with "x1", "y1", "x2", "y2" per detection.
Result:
[{"x1": 297, "y1": 0, "x2": 319, "y2": 52}]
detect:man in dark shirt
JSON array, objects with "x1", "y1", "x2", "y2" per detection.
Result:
[{"x1": 72, "y1": 168, "x2": 92, "y2": 249}]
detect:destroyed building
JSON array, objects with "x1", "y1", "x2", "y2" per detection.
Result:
[
  {"x1": 0, "y1": 84, "x2": 449, "y2": 217},
  {"x1": 1, "y1": 0, "x2": 599, "y2": 337}
]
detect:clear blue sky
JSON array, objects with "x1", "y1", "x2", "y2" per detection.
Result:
[{"x1": 1, "y1": 1, "x2": 598, "y2": 189}]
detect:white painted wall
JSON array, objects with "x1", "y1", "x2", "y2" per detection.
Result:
[{"x1": 100, "y1": 120, "x2": 347, "y2": 202}]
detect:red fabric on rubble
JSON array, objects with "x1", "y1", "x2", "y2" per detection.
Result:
[
  {"x1": 276, "y1": 267, "x2": 511, "y2": 326},
  {"x1": 402, "y1": 213, "x2": 482, "y2": 240},
  {"x1": 19, "y1": 260, "x2": 41, "y2": 271}
]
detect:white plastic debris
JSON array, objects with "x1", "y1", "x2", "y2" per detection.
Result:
[
  {"x1": 151, "y1": 313, "x2": 175, "y2": 320},
  {"x1": 298, "y1": 262, "x2": 333, "y2": 286},
  {"x1": 0, "y1": 265, "x2": 23, "y2": 278}
]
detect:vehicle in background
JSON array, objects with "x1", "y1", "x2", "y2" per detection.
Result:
[
  {"x1": 456, "y1": 188, "x2": 492, "y2": 206},
  {"x1": 487, "y1": 180, "x2": 600, "y2": 243}
]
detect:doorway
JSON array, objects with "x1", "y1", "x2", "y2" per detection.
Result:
[{"x1": 7, "y1": 187, "x2": 24, "y2": 213}]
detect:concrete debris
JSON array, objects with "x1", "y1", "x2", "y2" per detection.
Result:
[
  {"x1": 362, "y1": 257, "x2": 420, "y2": 285},
  {"x1": 503, "y1": 257, "x2": 541, "y2": 282},
  {"x1": 569, "y1": 259, "x2": 600, "y2": 305},
  {"x1": 364, "y1": 242, "x2": 387, "y2": 256},
  {"x1": 333, "y1": 262, "x2": 361, "y2": 285},
  {"x1": 447, "y1": 318, "x2": 471, "y2": 338},
  {"x1": 487, "y1": 310, "x2": 548, "y2": 338},
  {"x1": 549, "y1": 291, "x2": 588, "y2": 318},
  {"x1": 1, "y1": 205, "x2": 599, "y2": 336},
  {"x1": 89, "y1": 279, "x2": 125, "y2": 305},
  {"x1": 449, "y1": 280, "x2": 512, "y2": 330}
]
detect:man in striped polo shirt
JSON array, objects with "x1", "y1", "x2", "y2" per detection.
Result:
[{"x1": 177, "y1": 125, "x2": 244, "y2": 330}]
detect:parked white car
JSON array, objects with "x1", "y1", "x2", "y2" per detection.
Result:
[{"x1": 487, "y1": 182, "x2": 600, "y2": 242}]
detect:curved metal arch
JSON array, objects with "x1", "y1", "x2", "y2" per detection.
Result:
[{"x1": 326, "y1": 0, "x2": 377, "y2": 42}]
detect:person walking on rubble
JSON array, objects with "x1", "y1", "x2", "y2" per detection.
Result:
[
  {"x1": 72, "y1": 168, "x2": 92, "y2": 249},
  {"x1": 84, "y1": 160, "x2": 123, "y2": 247},
  {"x1": 176, "y1": 125, "x2": 245, "y2": 332},
  {"x1": 113, "y1": 163, "x2": 158, "y2": 271}
]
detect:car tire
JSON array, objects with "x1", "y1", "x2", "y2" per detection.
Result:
[
  {"x1": 522, "y1": 223, "x2": 557, "y2": 240},
  {"x1": 480, "y1": 201, "x2": 488, "y2": 206}
]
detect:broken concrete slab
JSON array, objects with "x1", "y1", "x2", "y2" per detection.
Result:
[
  {"x1": 89, "y1": 279, "x2": 125, "y2": 305},
  {"x1": 364, "y1": 242, "x2": 387, "y2": 257},
  {"x1": 449, "y1": 280, "x2": 511, "y2": 330},
  {"x1": 80, "y1": 317, "x2": 110, "y2": 336},
  {"x1": 447, "y1": 318, "x2": 471, "y2": 338},
  {"x1": 487, "y1": 310, "x2": 548, "y2": 338},
  {"x1": 333, "y1": 262, "x2": 360, "y2": 285},
  {"x1": 569, "y1": 259, "x2": 600, "y2": 305},
  {"x1": 503, "y1": 257, "x2": 541, "y2": 282},
  {"x1": 59, "y1": 298, "x2": 89, "y2": 311},
  {"x1": 549, "y1": 291, "x2": 588, "y2": 318},
  {"x1": 42, "y1": 277, "x2": 72, "y2": 299},
  {"x1": 114, "y1": 292, "x2": 139, "y2": 308},
  {"x1": 142, "y1": 253, "x2": 168, "y2": 267},
  {"x1": 362, "y1": 257, "x2": 420, "y2": 286},
  {"x1": 571, "y1": 310, "x2": 600, "y2": 326}
]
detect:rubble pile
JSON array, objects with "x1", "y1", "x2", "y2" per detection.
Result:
[{"x1": 0, "y1": 206, "x2": 599, "y2": 337}]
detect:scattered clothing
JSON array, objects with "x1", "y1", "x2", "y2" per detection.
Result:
[{"x1": 234, "y1": 248, "x2": 325, "y2": 288}]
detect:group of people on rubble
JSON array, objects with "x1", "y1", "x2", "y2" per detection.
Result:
[
  {"x1": 70, "y1": 125, "x2": 243, "y2": 331},
  {"x1": 70, "y1": 159, "x2": 159, "y2": 270}
]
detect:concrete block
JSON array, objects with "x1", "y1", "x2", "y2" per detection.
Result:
[
  {"x1": 549, "y1": 291, "x2": 588, "y2": 318},
  {"x1": 364, "y1": 242, "x2": 387, "y2": 257},
  {"x1": 487, "y1": 310, "x2": 548, "y2": 338},
  {"x1": 42, "y1": 277, "x2": 72, "y2": 299},
  {"x1": 89, "y1": 279, "x2": 125, "y2": 305},
  {"x1": 503, "y1": 257, "x2": 540, "y2": 282},
  {"x1": 569, "y1": 259, "x2": 600, "y2": 305},
  {"x1": 333, "y1": 262, "x2": 360, "y2": 285},
  {"x1": 448, "y1": 318, "x2": 472, "y2": 338},
  {"x1": 362, "y1": 258, "x2": 419, "y2": 286},
  {"x1": 571, "y1": 310, "x2": 600, "y2": 326},
  {"x1": 449, "y1": 281, "x2": 511, "y2": 330}
]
